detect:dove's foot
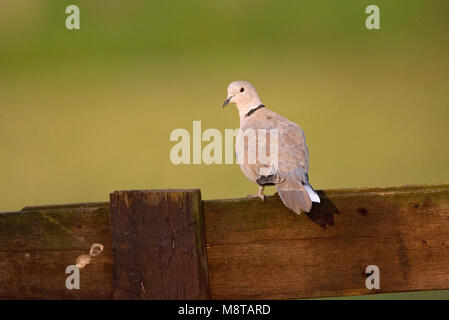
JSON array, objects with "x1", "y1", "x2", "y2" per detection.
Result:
[
  {"x1": 247, "y1": 193, "x2": 265, "y2": 201},
  {"x1": 247, "y1": 186, "x2": 265, "y2": 202}
]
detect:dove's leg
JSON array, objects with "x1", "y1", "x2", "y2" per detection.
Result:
[{"x1": 247, "y1": 185, "x2": 265, "y2": 202}]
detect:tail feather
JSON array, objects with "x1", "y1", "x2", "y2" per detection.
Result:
[{"x1": 276, "y1": 186, "x2": 312, "y2": 214}]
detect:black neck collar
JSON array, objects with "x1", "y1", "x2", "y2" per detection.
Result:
[{"x1": 245, "y1": 104, "x2": 265, "y2": 118}]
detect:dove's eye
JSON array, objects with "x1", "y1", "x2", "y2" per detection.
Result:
[{"x1": 240, "y1": 87, "x2": 245, "y2": 92}]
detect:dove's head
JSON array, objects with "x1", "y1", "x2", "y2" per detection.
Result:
[{"x1": 223, "y1": 81, "x2": 262, "y2": 117}]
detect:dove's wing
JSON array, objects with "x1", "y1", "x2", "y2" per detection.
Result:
[
  {"x1": 271, "y1": 113, "x2": 317, "y2": 214},
  {"x1": 277, "y1": 116, "x2": 309, "y2": 177},
  {"x1": 260, "y1": 109, "x2": 319, "y2": 214}
]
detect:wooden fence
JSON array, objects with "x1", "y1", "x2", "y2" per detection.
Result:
[{"x1": 0, "y1": 184, "x2": 448, "y2": 299}]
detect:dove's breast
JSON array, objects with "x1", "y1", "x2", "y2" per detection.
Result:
[
  {"x1": 235, "y1": 129, "x2": 259, "y2": 183},
  {"x1": 235, "y1": 110, "x2": 279, "y2": 183}
]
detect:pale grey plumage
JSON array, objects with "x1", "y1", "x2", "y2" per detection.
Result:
[{"x1": 224, "y1": 80, "x2": 320, "y2": 214}]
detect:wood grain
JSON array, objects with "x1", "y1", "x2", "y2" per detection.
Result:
[
  {"x1": 0, "y1": 203, "x2": 112, "y2": 299},
  {"x1": 203, "y1": 184, "x2": 449, "y2": 299},
  {"x1": 109, "y1": 189, "x2": 210, "y2": 299}
]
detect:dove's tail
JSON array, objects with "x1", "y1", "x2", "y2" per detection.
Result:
[
  {"x1": 276, "y1": 182, "x2": 320, "y2": 215},
  {"x1": 276, "y1": 185, "x2": 312, "y2": 215}
]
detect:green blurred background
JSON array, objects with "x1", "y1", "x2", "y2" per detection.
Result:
[{"x1": 1, "y1": 0, "x2": 448, "y2": 299}]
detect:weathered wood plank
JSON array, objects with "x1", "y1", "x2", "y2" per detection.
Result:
[
  {"x1": 109, "y1": 189, "x2": 210, "y2": 299},
  {"x1": 0, "y1": 205, "x2": 113, "y2": 299},
  {"x1": 203, "y1": 184, "x2": 449, "y2": 299},
  {"x1": 1, "y1": 184, "x2": 448, "y2": 299}
]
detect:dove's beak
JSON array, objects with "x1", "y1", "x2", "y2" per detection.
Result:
[{"x1": 222, "y1": 96, "x2": 232, "y2": 108}]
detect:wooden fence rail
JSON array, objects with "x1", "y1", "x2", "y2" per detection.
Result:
[{"x1": 0, "y1": 184, "x2": 448, "y2": 299}]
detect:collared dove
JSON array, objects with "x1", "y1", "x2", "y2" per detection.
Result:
[{"x1": 223, "y1": 80, "x2": 320, "y2": 214}]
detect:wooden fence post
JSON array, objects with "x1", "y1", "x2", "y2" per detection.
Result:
[{"x1": 109, "y1": 189, "x2": 210, "y2": 299}]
